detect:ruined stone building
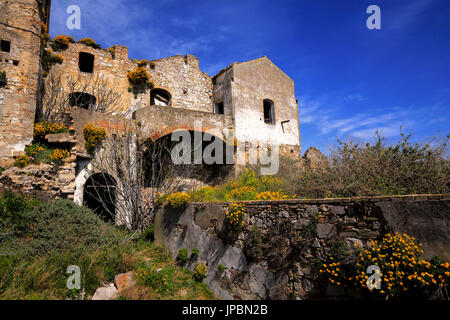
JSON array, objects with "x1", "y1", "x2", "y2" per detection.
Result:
[{"x1": 0, "y1": 0, "x2": 301, "y2": 218}]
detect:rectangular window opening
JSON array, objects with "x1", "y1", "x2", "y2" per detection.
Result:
[
  {"x1": 263, "y1": 100, "x2": 275, "y2": 124},
  {"x1": 79, "y1": 52, "x2": 95, "y2": 73},
  {"x1": 1, "y1": 40, "x2": 11, "y2": 53},
  {"x1": 214, "y1": 102, "x2": 224, "y2": 115}
]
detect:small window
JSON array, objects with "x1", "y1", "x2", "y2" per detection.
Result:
[
  {"x1": 79, "y1": 52, "x2": 95, "y2": 73},
  {"x1": 1, "y1": 40, "x2": 11, "y2": 53},
  {"x1": 214, "y1": 102, "x2": 224, "y2": 115},
  {"x1": 13, "y1": 60, "x2": 19, "y2": 66},
  {"x1": 263, "y1": 99, "x2": 275, "y2": 124}
]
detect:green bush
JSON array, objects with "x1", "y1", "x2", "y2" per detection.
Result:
[
  {"x1": 191, "y1": 248, "x2": 199, "y2": 258},
  {"x1": 0, "y1": 191, "x2": 214, "y2": 300},
  {"x1": 287, "y1": 132, "x2": 450, "y2": 198},
  {"x1": 0, "y1": 71, "x2": 7, "y2": 88},
  {"x1": 176, "y1": 248, "x2": 188, "y2": 263},
  {"x1": 140, "y1": 224, "x2": 154, "y2": 242},
  {"x1": 218, "y1": 264, "x2": 226, "y2": 272}
]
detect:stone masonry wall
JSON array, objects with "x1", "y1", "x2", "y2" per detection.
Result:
[
  {"x1": 0, "y1": 0, "x2": 48, "y2": 164},
  {"x1": 46, "y1": 41, "x2": 213, "y2": 116},
  {"x1": 155, "y1": 195, "x2": 450, "y2": 300}
]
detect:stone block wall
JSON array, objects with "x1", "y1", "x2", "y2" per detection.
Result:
[
  {"x1": 0, "y1": 0, "x2": 49, "y2": 164},
  {"x1": 155, "y1": 195, "x2": 450, "y2": 300}
]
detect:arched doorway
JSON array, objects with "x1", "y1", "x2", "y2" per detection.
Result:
[
  {"x1": 150, "y1": 88, "x2": 171, "y2": 107},
  {"x1": 143, "y1": 130, "x2": 233, "y2": 188},
  {"x1": 83, "y1": 173, "x2": 117, "y2": 222}
]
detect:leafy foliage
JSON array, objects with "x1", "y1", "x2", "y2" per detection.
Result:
[
  {"x1": 83, "y1": 123, "x2": 106, "y2": 153},
  {"x1": 0, "y1": 191, "x2": 213, "y2": 300},
  {"x1": 285, "y1": 132, "x2": 450, "y2": 198},
  {"x1": 320, "y1": 233, "x2": 449, "y2": 299}
]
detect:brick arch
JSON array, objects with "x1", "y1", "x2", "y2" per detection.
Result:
[{"x1": 148, "y1": 125, "x2": 226, "y2": 142}]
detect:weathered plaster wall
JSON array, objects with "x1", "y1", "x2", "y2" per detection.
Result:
[
  {"x1": 155, "y1": 195, "x2": 450, "y2": 300},
  {"x1": 0, "y1": 0, "x2": 48, "y2": 164},
  {"x1": 214, "y1": 57, "x2": 301, "y2": 157}
]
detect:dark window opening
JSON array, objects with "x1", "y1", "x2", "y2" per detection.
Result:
[
  {"x1": 79, "y1": 52, "x2": 95, "y2": 73},
  {"x1": 150, "y1": 88, "x2": 171, "y2": 106},
  {"x1": 1, "y1": 40, "x2": 11, "y2": 53},
  {"x1": 263, "y1": 99, "x2": 275, "y2": 124},
  {"x1": 69, "y1": 92, "x2": 96, "y2": 110},
  {"x1": 214, "y1": 102, "x2": 224, "y2": 115},
  {"x1": 83, "y1": 173, "x2": 117, "y2": 222},
  {"x1": 12, "y1": 60, "x2": 19, "y2": 66}
]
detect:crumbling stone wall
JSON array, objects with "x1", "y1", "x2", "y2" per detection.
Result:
[
  {"x1": 149, "y1": 55, "x2": 214, "y2": 112},
  {"x1": 303, "y1": 146, "x2": 329, "y2": 170},
  {"x1": 155, "y1": 195, "x2": 450, "y2": 300},
  {"x1": 0, "y1": 0, "x2": 49, "y2": 164},
  {"x1": 46, "y1": 42, "x2": 214, "y2": 116}
]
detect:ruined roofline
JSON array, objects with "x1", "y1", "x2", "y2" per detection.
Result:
[{"x1": 212, "y1": 56, "x2": 294, "y2": 83}]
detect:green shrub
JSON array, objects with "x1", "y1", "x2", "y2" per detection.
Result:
[
  {"x1": 140, "y1": 224, "x2": 154, "y2": 242},
  {"x1": 0, "y1": 71, "x2": 7, "y2": 88},
  {"x1": 191, "y1": 248, "x2": 199, "y2": 258},
  {"x1": 0, "y1": 191, "x2": 214, "y2": 300},
  {"x1": 282, "y1": 132, "x2": 450, "y2": 198},
  {"x1": 218, "y1": 264, "x2": 226, "y2": 272},
  {"x1": 176, "y1": 248, "x2": 188, "y2": 263}
]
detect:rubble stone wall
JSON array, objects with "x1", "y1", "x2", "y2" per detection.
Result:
[{"x1": 155, "y1": 195, "x2": 450, "y2": 300}]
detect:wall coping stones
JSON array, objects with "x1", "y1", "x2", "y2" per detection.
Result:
[{"x1": 191, "y1": 193, "x2": 450, "y2": 206}]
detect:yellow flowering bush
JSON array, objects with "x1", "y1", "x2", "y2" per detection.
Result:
[
  {"x1": 83, "y1": 124, "x2": 106, "y2": 153},
  {"x1": 226, "y1": 186, "x2": 257, "y2": 201},
  {"x1": 25, "y1": 144, "x2": 45, "y2": 158},
  {"x1": 135, "y1": 59, "x2": 149, "y2": 67},
  {"x1": 320, "y1": 233, "x2": 449, "y2": 299},
  {"x1": 127, "y1": 67, "x2": 149, "y2": 86},
  {"x1": 52, "y1": 34, "x2": 75, "y2": 50},
  {"x1": 49, "y1": 148, "x2": 70, "y2": 164},
  {"x1": 193, "y1": 263, "x2": 207, "y2": 281},
  {"x1": 78, "y1": 37, "x2": 101, "y2": 49},
  {"x1": 33, "y1": 122, "x2": 68, "y2": 142},
  {"x1": 156, "y1": 192, "x2": 190, "y2": 208},
  {"x1": 14, "y1": 155, "x2": 32, "y2": 168},
  {"x1": 225, "y1": 202, "x2": 246, "y2": 228},
  {"x1": 256, "y1": 191, "x2": 295, "y2": 200}
]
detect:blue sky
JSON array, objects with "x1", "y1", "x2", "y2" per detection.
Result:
[{"x1": 49, "y1": 0, "x2": 450, "y2": 154}]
